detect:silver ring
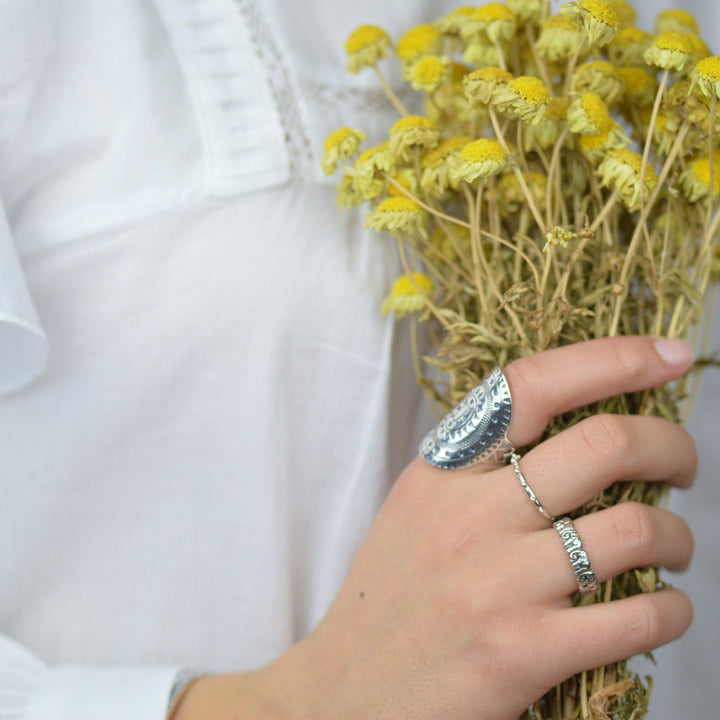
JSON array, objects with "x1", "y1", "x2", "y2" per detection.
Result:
[
  {"x1": 553, "y1": 517, "x2": 599, "y2": 595},
  {"x1": 509, "y1": 452, "x2": 555, "y2": 522},
  {"x1": 419, "y1": 367, "x2": 514, "y2": 469}
]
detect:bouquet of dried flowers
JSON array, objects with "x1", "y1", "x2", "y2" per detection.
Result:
[{"x1": 322, "y1": 1, "x2": 720, "y2": 717}]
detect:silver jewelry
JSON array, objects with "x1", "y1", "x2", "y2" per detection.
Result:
[
  {"x1": 509, "y1": 452, "x2": 555, "y2": 522},
  {"x1": 419, "y1": 367, "x2": 514, "y2": 469},
  {"x1": 553, "y1": 517, "x2": 599, "y2": 595}
]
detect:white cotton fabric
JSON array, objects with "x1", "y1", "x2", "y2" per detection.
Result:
[{"x1": 0, "y1": 1, "x2": 717, "y2": 719}]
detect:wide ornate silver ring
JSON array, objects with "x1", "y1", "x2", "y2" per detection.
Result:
[
  {"x1": 553, "y1": 517, "x2": 599, "y2": 595},
  {"x1": 419, "y1": 367, "x2": 514, "y2": 469}
]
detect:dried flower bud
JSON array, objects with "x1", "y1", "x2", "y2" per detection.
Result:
[
  {"x1": 644, "y1": 31, "x2": 693, "y2": 72},
  {"x1": 321, "y1": 128, "x2": 366, "y2": 175},
  {"x1": 365, "y1": 197, "x2": 428, "y2": 238},
  {"x1": 568, "y1": 92, "x2": 611, "y2": 135},
  {"x1": 381, "y1": 273, "x2": 434, "y2": 317},
  {"x1": 449, "y1": 138, "x2": 508, "y2": 184},
  {"x1": 421, "y1": 136, "x2": 471, "y2": 196},
  {"x1": 655, "y1": 9, "x2": 699, "y2": 36},
  {"x1": 408, "y1": 55, "x2": 451, "y2": 91},
  {"x1": 597, "y1": 147, "x2": 658, "y2": 211},
  {"x1": 389, "y1": 115, "x2": 441, "y2": 161},
  {"x1": 397, "y1": 24, "x2": 442, "y2": 67},
  {"x1": 464, "y1": 66, "x2": 514, "y2": 105},
  {"x1": 607, "y1": 26, "x2": 653, "y2": 66},
  {"x1": 679, "y1": 156, "x2": 720, "y2": 202},
  {"x1": 607, "y1": 0, "x2": 637, "y2": 29},
  {"x1": 345, "y1": 25, "x2": 392, "y2": 73},
  {"x1": 460, "y1": 3, "x2": 519, "y2": 44},
  {"x1": 690, "y1": 57, "x2": 720, "y2": 101},
  {"x1": 560, "y1": 0, "x2": 619, "y2": 47},
  {"x1": 616, "y1": 66, "x2": 657, "y2": 107},
  {"x1": 535, "y1": 15, "x2": 587, "y2": 64},
  {"x1": 493, "y1": 75, "x2": 551, "y2": 124},
  {"x1": 572, "y1": 60, "x2": 625, "y2": 104}
]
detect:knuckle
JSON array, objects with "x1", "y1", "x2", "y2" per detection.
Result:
[
  {"x1": 624, "y1": 600, "x2": 661, "y2": 649},
  {"x1": 577, "y1": 414, "x2": 633, "y2": 464},
  {"x1": 610, "y1": 502, "x2": 656, "y2": 558},
  {"x1": 504, "y1": 357, "x2": 542, "y2": 408},
  {"x1": 606, "y1": 336, "x2": 646, "y2": 380}
]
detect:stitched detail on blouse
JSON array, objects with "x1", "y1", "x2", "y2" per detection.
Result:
[{"x1": 235, "y1": 0, "x2": 317, "y2": 182}]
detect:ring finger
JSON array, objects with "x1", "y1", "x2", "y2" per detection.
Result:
[{"x1": 532, "y1": 502, "x2": 694, "y2": 600}]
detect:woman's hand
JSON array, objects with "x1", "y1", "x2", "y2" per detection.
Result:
[{"x1": 172, "y1": 336, "x2": 696, "y2": 720}]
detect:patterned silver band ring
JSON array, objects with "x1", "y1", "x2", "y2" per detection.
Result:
[
  {"x1": 553, "y1": 517, "x2": 599, "y2": 595},
  {"x1": 419, "y1": 367, "x2": 514, "y2": 469},
  {"x1": 509, "y1": 452, "x2": 555, "y2": 522}
]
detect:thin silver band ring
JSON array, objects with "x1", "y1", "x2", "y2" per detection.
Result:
[{"x1": 509, "y1": 451, "x2": 555, "y2": 523}]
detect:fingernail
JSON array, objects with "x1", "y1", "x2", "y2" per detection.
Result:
[{"x1": 654, "y1": 338, "x2": 694, "y2": 366}]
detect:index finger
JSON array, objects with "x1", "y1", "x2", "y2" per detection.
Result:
[{"x1": 503, "y1": 336, "x2": 694, "y2": 448}]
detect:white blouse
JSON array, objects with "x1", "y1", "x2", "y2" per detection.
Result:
[{"x1": 0, "y1": 1, "x2": 717, "y2": 719}]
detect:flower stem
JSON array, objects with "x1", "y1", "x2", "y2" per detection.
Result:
[{"x1": 374, "y1": 67, "x2": 410, "y2": 117}]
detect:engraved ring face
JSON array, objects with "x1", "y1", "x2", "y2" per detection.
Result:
[{"x1": 419, "y1": 367, "x2": 513, "y2": 469}]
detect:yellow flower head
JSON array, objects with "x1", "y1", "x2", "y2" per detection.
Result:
[
  {"x1": 690, "y1": 57, "x2": 720, "y2": 101},
  {"x1": 494, "y1": 75, "x2": 551, "y2": 124},
  {"x1": 420, "y1": 136, "x2": 471, "y2": 196},
  {"x1": 572, "y1": 60, "x2": 625, "y2": 104},
  {"x1": 450, "y1": 138, "x2": 508, "y2": 184},
  {"x1": 381, "y1": 273, "x2": 434, "y2": 318},
  {"x1": 607, "y1": 26, "x2": 653, "y2": 66},
  {"x1": 494, "y1": 171, "x2": 548, "y2": 215},
  {"x1": 354, "y1": 142, "x2": 396, "y2": 199},
  {"x1": 462, "y1": 38, "x2": 504, "y2": 67},
  {"x1": 436, "y1": 6, "x2": 476, "y2": 36},
  {"x1": 617, "y1": 66, "x2": 658, "y2": 106},
  {"x1": 567, "y1": 92, "x2": 611, "y2": 135},
  {"x1": 655, "y1": 9, "x2": 699, "y2": 36},
  {"x1": 597, "y1": 147, "x2": 658, "y2": 211},
  {"x1": 461, "y1": 2, "x2": 518, "y2": 44},
  {"x1": 427, "y1": 226, "x2": 472, "y2": 263},
  {"x1": 409, "y1": 55, "x2": 451, "y2": 92},
  {"x1": 463, "y1": 66, "x2": 514, "y2": 105},
  {"x1": 397, "y1": 24, "x2": 442, "y2": 65},
  {"x1": 535, "y1": 15, "x2": 587, "y2": 64},
  {"x1": 679, "y1": 156, "x2": 720, "y2": 202},
  {"x1": 644, "y1": 31, "x2": 693, "y2": 71},
  {"x1": 560, "y1": 0, "x2": 619, "y2": 47},
  {"x1": 320, "y1": 127, "x2": 366, "y2": 175},
  {"x1": 507, "y1": 0, "x2": 543, "y2": 24},
  {"x1": 687, "y1": 34, "x2": 711, "y2": 64},
  {"x1": 365, "y1": 197, "x2": 428, "y2": 237},
  {"x1": 345, "y1": 25, "x2": 392, "y2": 73},
  {"x1": 607, "y1": 0, "x2": 637, "y2": 29},
  {"x1": 389, "y1": 115, "x2": 441, "y2": 160}
]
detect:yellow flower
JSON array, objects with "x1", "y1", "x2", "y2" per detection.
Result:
[
  {"x1": 461, "y1": 2, "x2": 518, "y2": 44},
  {"x1": 607, "y1": 26, "x2": 653, "y2": 66},
  {"x1": 679, "y1": 156, "x2": 720, "y2": 202},
  {"x1": 389, "y1": 115, "x2": 441, "y2": 160},
  {"x1": 397, "y1": 24, "x2": 442, "y2": 66},
  {"x1": 436, "y1": 6, "x2": 476, "y2": 36},
  {"x1": 535, "y1": 15, "x2": 587, "y2": 64},
  {"x1": 493, "y1": 75, "x2": 551, "y2": 124},
  {"x1": 597, "y1": 147, "x2": 658, "y2": 211},
  {"x1": 345, "y1": 25, "x2": 392, "y2": 73},
  {"x1": 655, "y1": 9, "x2": 699, "y2": 36},
  {"x1": 354, "y1": 143, "x2": 395, "y2": 199},
  {"x1": 690, "y1": 57, "x2": 720, "y2": 101},
  {"x1": 365, "y1": 197, "x2": 428, "y2": 237},
  {"x1": 523, "y1": 97, "x2": 569, "y2": 150},
  {"x1": 507, "y1": 0, "x2": 543, "y2": 24},
  {"x1": 320, "y1": 127, "x2": 366, "y2": 175},
  {"x1": 409, "y1": 55, "x2": 451, "y2": 92},
  {"x1": 644, "y1": 31, "x2": 693, "y2": 72},
  {"x1": 560, "y1": 0, "x2": 619, "y2": 47},
  {"x1": 463, "y1": 66, "x2": 514, "y2": 105},
  {"x1": 494, "y1": 171, "x2": 547, "y2": 215},
  {"x1": 450, "y1": 138, "x2": 508, "y2": 184},
  {"x1": 687, "y1": 34, "x2": 711, "y2": 64},
  {"x1": 568, "y1": 92, "x2": 611, "y2": 135},
  {"x1": 420, "y1": 136, "x2": 471, "y2": 196},
  {"x1": 571, "y1": 60, "x2": 625, "y2": 104},
  {"x1": 617, "y1": 66, "x2": 657, "y2": 106},
  {"x1": 427, "y1": 226, "x2": 472, "y2": 262},
  {"x1": 381, "y1": 273, "x2": 434, "y2": 318},
  {"x1": 607, "y1": 0, "x2": 637, "y2": 29}
]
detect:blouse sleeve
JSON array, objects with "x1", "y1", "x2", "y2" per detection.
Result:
[
  {"x1": 0, "y1": 200, "x2": 46, "y2": 397},
  {"x1": 0, "y1": 635, "x2": 181, "y2": 720}
]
